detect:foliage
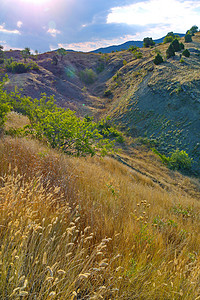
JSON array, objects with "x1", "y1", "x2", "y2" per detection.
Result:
[
  {"x1": 171, "y1": 39, "x2": 181, "y2": 52},
  {"x1": 21, "y1": 47, "x2": 31, "y2": 62},
  {"x1": 128, "y1": 45, "x2": 138, "y2": 51},
  {"x1": 143, "y1": 37, "x2": 155, "y2": 48},
  {"x1": 0, "y1": 45, "x2": 4, "y2": 63},
  {"x1": 1, "y1": 80, "x2": 116, "y2": 156},
  {"x1": 57, "y1": 48, "x2": 67, "y2": 60},
  {"x1": 0, "y1": 78, "x2": 12, "y2": 129},
  {"x1": 5, "y1": 60, "x2": 39, "y2": 73},
  {"x1": 185, "y1": 34, "x2": 192, "y2": 43},
  {"x1": 153, "y1": 53, "x2": 163, "y2": 65},
  {"x1": 152, "y1": 148, "x2": 192, "y2": 171},
  {"x1": 163, "y1": 35, "x2": 174, "y2": 44},
  {"x1": 104, "y1": 89, "x2": 112, "y2": 97},
  {"x1": 187, "y1": 25, "x2": 198, "y2": 36},
  {"x1": 78, "y1": 68, "x2": 97, "y2": 84},
  {"x1": 182, "y1": 49, "x2": 190, "y2": 57},
  {"x1": 179, "y1": 42, "x2": 185, "y2": 50},
  {"x1": 166, "y1": 43, "x2": 175, "y2": 58}
]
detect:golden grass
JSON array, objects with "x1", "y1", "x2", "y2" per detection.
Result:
[{"x1": 0, "y1": 136, "x2": 200, "y2": 299}]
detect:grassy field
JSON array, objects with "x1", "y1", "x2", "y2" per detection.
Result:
[{"x1": 0, "y1": 112, "x2": 200, "y2": 299}]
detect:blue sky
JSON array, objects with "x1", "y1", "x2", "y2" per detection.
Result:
[{"x1": 0, "y1": 0, "x2": 200, "y2": 53}]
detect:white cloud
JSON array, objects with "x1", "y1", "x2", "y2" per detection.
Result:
[
  {"x1": 0, "y1": 23, "x2": 20, "y2": 35},
  {"x1": 47, "y1": 28, "x2": 61, "y2": 37},
  {"x1": 57, "y1": 35, "x2": 140, "y2": 52},
  {"x1": 17, "y1": 21, "x2": 23, "y2": 28},
  {"x1": 107, "y1": 0, "x2": 200, "y2": 35}
]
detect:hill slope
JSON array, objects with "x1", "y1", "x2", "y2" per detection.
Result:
[{"x1": 1, "y1": 33, "x2": 200, "y2": 173}]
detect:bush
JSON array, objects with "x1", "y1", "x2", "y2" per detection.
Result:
[
  {"x1": 166, "y1": 44, "x2": 175, "y2": 58},
  {"x1": 6, "y1": 61, "x2": 29, "y2": 73},
  {"x1": 163, "y1": 36, "x2": 174, "y2": 44},
  {"x1": 185, "y1": 34, "x2": 192, "y2": 43},
  {"x1": 153, "y1": 149, "x2": 192, "y2": 171},
  {"x1": 154, "y1": 53, "x2": 163, "y2": 65},
  {"x1": 187, "y1": 25, "x2": 198, "y2": 36},
  {"x1": 179, "y1": 42, "x2": 185, "y2": 50},
  {"x1": 104, "y1": 89, "x2": 112, "y2": 97},
  {"x1": 143, "y1": 37, "x2": 155, "y2": 48},
  {"x1": 182, "y1": 49, "x2": 190, "y2": 57},
  {"x1": 171, "y1": 39, "x2": 181, "y2": 52},
  {"x1": 78, "y1": 68, "x2": 97, "y2": 84}
]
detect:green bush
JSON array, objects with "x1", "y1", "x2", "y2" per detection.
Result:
[
  {"x1": 154, "y1": 53, "x2": 163, "y2": 65},
  {"x1": 104, "y1": 89, "x2": 112, "y2": 97},
  {"x1": 163, "y1": 36, "x2": 174, "y2": 44},
  {"x1": 185, "y1": 34, "x2": 192, "y2": 43},
  {"x1": 152, "y1": 149, "x2": 192, "y2": 171},
  {"x1": 171, "y1": 39, "x2": 181, "y2": 52},
  {"x1": 6, "y1": 61, "x2": 29, "y2": 73},
  {"x1": 143, "y1": 37, "x2": 155, "y2": 48},
  {"x1": 78, "y1": 68, "x2": 97, "y2": 84},
  {"x1": 166, "y1": 44, "x2": 175, "y2": 58},
  {"x1": 182, "y1": 49, "x2": 190, "y2": 57}
]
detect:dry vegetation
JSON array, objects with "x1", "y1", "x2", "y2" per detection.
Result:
[{"x1": 0, "y1": 131, "x2": 200, "y2": 299}]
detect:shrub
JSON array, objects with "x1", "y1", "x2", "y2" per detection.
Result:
[
  {"x1": 154, "y1": 53, "x2": 163, "y2": 65},
  {"x1": 179, "y1": 42, "x2": 185, "y2": 50},
  {"x1": 143, "y1": 37, "x2": 155, "y2": 48},
  {"x1": 163, "y1": 36, "x2": 174, "y2": 44},
  {"x1": 185, "y1": 34, "x2": 192, "y2": 43},
  {"x1": 182, "y1": 49, "x2": 190, "y2": 57},
  {"x1": 166, "y1": 44, "x2": 175, "y2": 58},
  {"x1": 78, "y1": 68, "x2": 97, "y2": 84},
  {"x1": 104, "y1": 89, "x2": 112, "y2": 97},
  {"x1": 171, "y1": 39, "x2": 181, "y2": 52},
  {"x1": 153, "y1": 149, "x2": 192, "y2": 171},
  {"x1": 6, "y1": 61, "x2": 29, "y2": 73},
  {"x1": 187, "y1": 25, "x2": 198, "y2": 36}
]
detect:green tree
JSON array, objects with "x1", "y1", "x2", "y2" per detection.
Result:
[
  {"x1": 185, "y1": 34, "x2": 192, "y2": 43},
  {"x1": 154, "y1": 53, "x2": 163, "y2": 65},
  {"x1": 21, "y1": 47, "x2": 31, "y2": 62},
  {"x1": 171, "y1": 39, "x2": 181, "y2": 52},
  {"x1": 143, "y1": 37, "x2": 155, "y2": 47},
  {"x1": 187, "y1": 25, "x2": 198, "y2": 36},
  {"x1": 57, "y1": 48, "x2": 66, "y2": 61},
  {"x1": 182, "y1": 49, "x2": 190, "y2": 57},
  {"x1": 166, "y1": 44, "x2": 175, "y2": 58}
]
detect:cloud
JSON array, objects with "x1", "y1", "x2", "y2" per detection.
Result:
[
  {"x1": 0, "y1": 23, "x2": 20, "y2": 35},
  {"x1": 57, "y1": 34, "x2": 139, "y2": 52},
  {"x1": 107, "y1": 0, "x2": 200, "y2": 34},
  {"x1": 47, "y1": 28, "x2": 61, "y2": 37},
  {"x1": 17, "y1": 21, "x2": 23, "y2": 28}
]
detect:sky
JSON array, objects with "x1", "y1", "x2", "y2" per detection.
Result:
[{"x1": 0, "y1": 0, "x2": 200, "y2": 53}]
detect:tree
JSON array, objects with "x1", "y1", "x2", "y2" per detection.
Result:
[
  {"x1": 21, "y1": 47, "x2": 31, "y2": 62},
  {"x1": 0, "y1": 45, "x2": 4, "y2": 63},
  {"x1": 171, "y1": 39, "x2": 181, "y2": 52},
  {"x1": 187, "y1": 25, "x2": 198, "y2": 36},
  {"x1": 166, "y1": 43, "x2": 175, "y2": 58},
  {"x1": 185, "y1": 34, "x2": 192, "y2": 43},
  {"x1": 57, "y1": 48, "x2": 66, "y2": 61},
  {"x1": 154, "y1": 53, "x2": 163, "y2": 65},
  {"x1": 143, "y1": 37, "x2": 155, "y2": 48},
  {"x1": 182, "y1": 49, "x2": 190, "y2": 57}
]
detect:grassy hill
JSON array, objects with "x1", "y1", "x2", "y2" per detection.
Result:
[
  {"x1": 0, "y1": 32, "x2": 200, "y2": 299},
  {"x1": 0, "y1": 112, "x2": 200, "y2": 299}
]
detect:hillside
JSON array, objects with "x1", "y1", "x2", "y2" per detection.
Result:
[
  {"x1": 0, "y1": 32, "x2": 200, "y2": 299},
  {"x1": 1, "y1": 32, "x2": 200, "y2": 174}
]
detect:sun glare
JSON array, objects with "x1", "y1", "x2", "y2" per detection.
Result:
[{"x1": 21, "y1": 0, "x2": 50, "y2": 4}]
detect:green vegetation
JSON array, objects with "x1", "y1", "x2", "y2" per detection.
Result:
[
  {"x1": 21, "y1": 47, "x2": 31, "y2": 62},
  {"x1": 152, "y1": 148, "x2": 192, "y2": 171},
  {"x1": 57, "y1": 48, "x2": 67, "y2": 61},
  {"x1": 0, "y1": 45, "x2": 4, "y2": 64},
  {"x1": 153, "y1": 53, "x2": 163, "y2": 65},
  {"x1": 187, "y1": 25, "x2": 198, "y2": 36},
  {"x1": 143, "y1": 37, "x2": 155, "y2": 48},
  {"x1": 104, "y1": 89, "x2": 112, "y2": 97},
  {"x1": 163, "y1": 32, "x2": 178, "y2": 44},
  {"x1": 78, "y1": 68, "x2": 97, "y2": 84},
  {"x1": 0, "y1": 78, "x2": 117, "y2": 156},
  {"x1": 166, "y1": 43, "x2": 175, "y2": 58},
  {"x1": 5, "y1": 59, "x2": 39, "y2": 73},
  {"x1": 185, "y1": 34, "x2": 192, "y2": 43},
  {"x1": 182, "y1": 49, "x2": 190, "y2": 57}
]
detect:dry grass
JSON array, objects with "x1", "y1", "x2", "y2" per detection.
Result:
[{"x1": 0, "y1": 136, "x2": 200, "y2": 299}]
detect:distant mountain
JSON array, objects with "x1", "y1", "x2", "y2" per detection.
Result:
[{"x1": 91, "y1": 34, "x2": 185, "y2": 53}]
